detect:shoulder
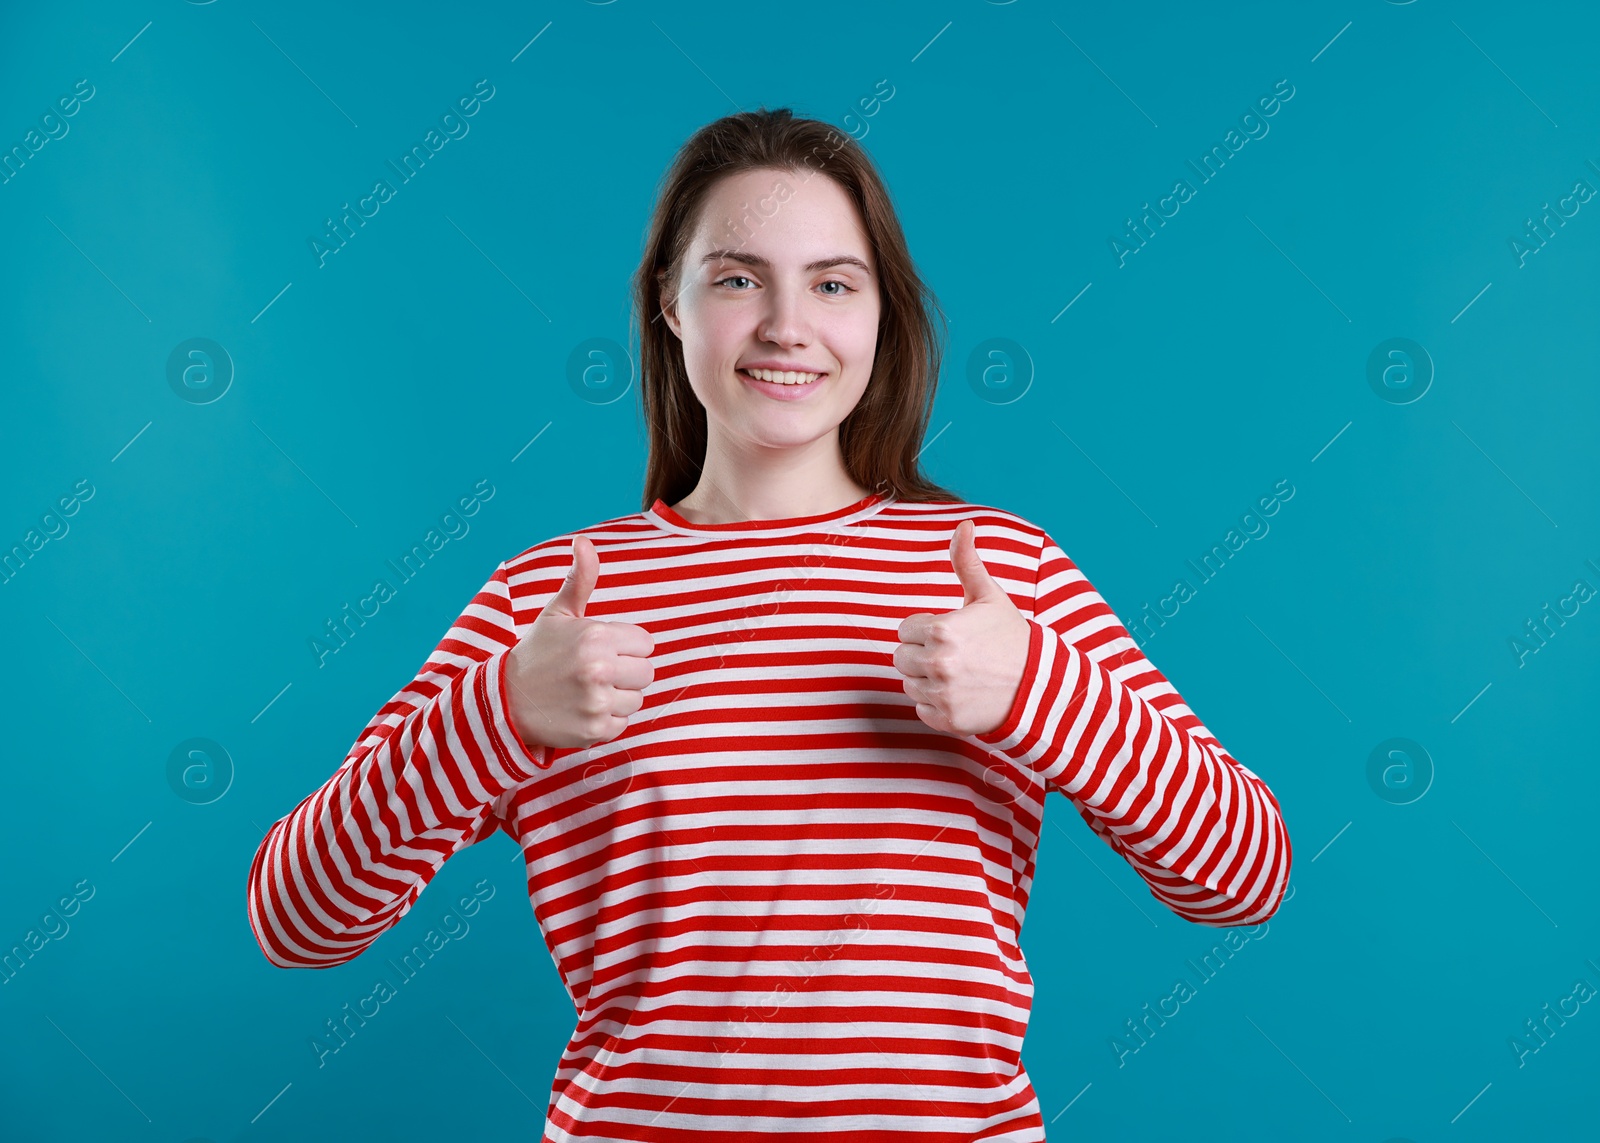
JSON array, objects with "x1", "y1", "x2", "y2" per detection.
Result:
[
  {"x1": 878, "y1": 498, "x2": 1052, "y2": 557},
  {"x1": 498, "y1": 507, "x2": 658, "y2": 587}
]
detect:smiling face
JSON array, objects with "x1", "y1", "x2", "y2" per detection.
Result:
[{"x1": 661, "y1": 166, "x2": 881, "y2": 457}]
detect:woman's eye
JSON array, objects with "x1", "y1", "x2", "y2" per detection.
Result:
[{"x1": 714, "y1": 276, "x2": 856, "y2": 295}]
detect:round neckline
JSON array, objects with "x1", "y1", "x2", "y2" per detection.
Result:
[{"x1": 645, "y1": 490, "x2": 895, "y2": 537}]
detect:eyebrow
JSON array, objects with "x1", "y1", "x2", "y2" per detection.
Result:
[{"x1": 699, "y1": 249, "x2": 873, "y2": 275}]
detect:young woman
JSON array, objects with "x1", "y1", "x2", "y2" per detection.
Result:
[{"x1": 248, "y1": 109, "x2": 1291, "y2": 1141}]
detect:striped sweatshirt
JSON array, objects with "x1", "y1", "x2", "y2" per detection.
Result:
[{"x1": 247, "y1": 490, "x2": 1292, "y2": 1141}]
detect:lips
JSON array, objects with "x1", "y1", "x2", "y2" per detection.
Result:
[
  {"x1": 738, "y1": 367, "x2": 826, "y2": 400},
  {"x1": 738, "y1": 366, "x2": 825, "y2": 385}
]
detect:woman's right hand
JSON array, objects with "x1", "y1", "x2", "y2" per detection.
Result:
[{"x1": 503, "y1": 536, "x2": 655, "y2": 751}]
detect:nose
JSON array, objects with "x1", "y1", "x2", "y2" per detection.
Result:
[{"x1": 756, "y1": 278, "x2": 812, "y2": 348}]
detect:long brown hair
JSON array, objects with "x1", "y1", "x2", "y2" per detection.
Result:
[{"x1": 633, "y1": 107, "x2": 962, "y2": 511}]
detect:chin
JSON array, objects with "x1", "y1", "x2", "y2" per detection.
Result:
[{"x1": 740, "y1": 417, "x2": 840, "y2": 448}]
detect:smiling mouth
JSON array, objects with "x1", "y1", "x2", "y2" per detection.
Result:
[{"x1": 738, "y1": 367, "x2": 825, "y2": 386}]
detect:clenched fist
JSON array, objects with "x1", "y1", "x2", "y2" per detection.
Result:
[
  {"x1": 894, "y1": 519, "x2": 1032, "y2": 738},
  {"x1": 504, "y1": 535, "x2": 655, "y2": 751}
]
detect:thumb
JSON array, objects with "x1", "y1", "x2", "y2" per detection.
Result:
[
  {"x1": 544, "y1": 535, "x2": 598, "y2": 618},
  {"x1": 951, "y1": 519, "x2": 1004, "y2": 608}
]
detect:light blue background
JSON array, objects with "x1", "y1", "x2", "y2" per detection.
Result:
[{"x1": 1, "y1": 2, "x2": 1595, "y2": 1140}]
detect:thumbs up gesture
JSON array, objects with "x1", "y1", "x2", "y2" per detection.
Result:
[
  {"x1": 503, "y1": 536, "x2": 655, "y2": 752},
  {"x1": 894, "y1": 520, "x2": 1032, "y2": 737}
]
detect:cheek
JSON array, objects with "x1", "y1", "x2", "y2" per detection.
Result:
[
  {"x1": 687, "y1": 307, "x2": 749, "y2": 369},
  {"x1": 841, "y1": 298, "x2": 881, "y2": 362},
  {"x1": 838, "y1": 319, "x2": 879, "y2": 379},
  {"x1": 682, "y1": 361, "x2": 723, "y2": 413},
  {"x1": 674, "y1": 302, "x2": 727, "y2": 370}
]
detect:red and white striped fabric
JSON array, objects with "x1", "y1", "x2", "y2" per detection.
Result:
[{"x1": 248, "y1": 490, "x2": 1292, "y2": 1140}]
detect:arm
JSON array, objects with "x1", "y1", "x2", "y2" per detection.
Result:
[
  {"x1": 974, "y1": 531, "x2": 1292, "y2": 926},
  {"x1": 246, "y1": 560, "x2": 548, "y2": 968}
]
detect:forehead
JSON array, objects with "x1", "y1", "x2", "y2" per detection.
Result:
[{"x1": 689, "y1": 167, "x2": 872, "y2": 264}]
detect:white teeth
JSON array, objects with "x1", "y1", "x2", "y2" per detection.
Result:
[{"x1": 744, "y1": 367, "x2": 822, "y2": 385}]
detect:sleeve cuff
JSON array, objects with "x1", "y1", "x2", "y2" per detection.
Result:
[
  {"x1": 977, "y1": 617, "x2": 1044, "y2": 746},
  {"x1": 972, "y1": 617, "x2": 1094, "y2": 789},
  {"x1": 476, "y1": 648, "x2": 551, "y2": 778}
]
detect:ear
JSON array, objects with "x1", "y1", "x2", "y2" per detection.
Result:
[{"x1": 658, "y1": 273, "x2": 681, "y2": 340}]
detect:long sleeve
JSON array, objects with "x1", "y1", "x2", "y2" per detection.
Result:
[
  {"x1": 247, "y1": 560, "x2": 548, "y2": 968},
  {"x1": 974, "y1": 530, "x2": 1292, "y2": 926}
]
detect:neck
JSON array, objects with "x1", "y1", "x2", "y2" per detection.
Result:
[{"x1": 671, "y1": 432, "x2": 872, "y2": 525}]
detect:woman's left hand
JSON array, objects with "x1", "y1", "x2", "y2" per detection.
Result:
[{"x1": 895, "y1": 519, "x2": 1033, "y2": 737}]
